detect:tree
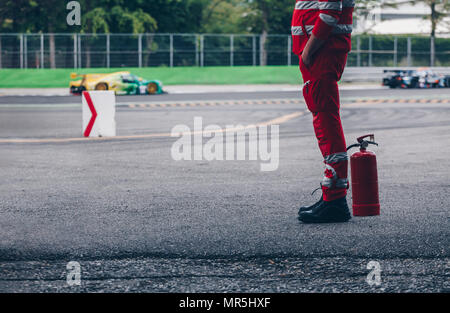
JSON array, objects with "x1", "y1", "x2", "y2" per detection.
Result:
[
  {"x1": 241, "y1": 0, "x2": 292, "y2": 65},
  {"x1": 107, "y1": 6, "x2": 156, "y2": 33},
  {"x1": 80, "y1": 5, "x2": 157, "y2": 67},
  {"x1": 416, "y1": 0, "x2": 449, "y2": 65},
  {"x1": 82, "y1": 8, "x2": 109, "y2": 34},
  {"x1": 34, "y1": 0, "x2": 73, "y2": 68},
  {"x1": 251, "y1": 0, "x2": 270, "y2": 65},
  {"x1": 200, "y1": 0, "x2": 248, "y2": 33},
  {"x1": 383, "y1": 1, "x2": 450, "y2": 66},
  {"x1": 80, "y1": 7, "x2": 109, "y2": 68},
  {"x1": 0, "y1": 0, "x2": 71, "y2": 68},
  {"x1": 135, "y1": 0, "x2": 206, "y2": 33}
]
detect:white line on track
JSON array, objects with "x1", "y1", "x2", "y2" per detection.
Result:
[{"x1": 0, "y1": 111, "x2": 305, "y2": 144}]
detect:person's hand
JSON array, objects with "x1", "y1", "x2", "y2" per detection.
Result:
[
  {"x1": 301, "y1": 49, "x2": 313, "y2": 67},
  {"x1": 301, "y1": 33, "x2": 325, "y2": 68}
]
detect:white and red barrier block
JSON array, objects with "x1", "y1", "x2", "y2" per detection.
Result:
[{"x1": 82, "y1": 91, "x2": 116, "y2": 138}]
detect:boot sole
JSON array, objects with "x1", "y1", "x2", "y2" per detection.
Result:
[{"x1": 298, "y1": 214, "x2": 351, "y2": 224}]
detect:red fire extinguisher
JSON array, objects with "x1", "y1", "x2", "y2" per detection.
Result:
[{"x1": 347, "y1": 134, "x2": 380, "y2": 217}]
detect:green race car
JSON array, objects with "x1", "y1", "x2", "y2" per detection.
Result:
[{"x1": 70, "y1": 71, "x2": 164, "y2": 95}]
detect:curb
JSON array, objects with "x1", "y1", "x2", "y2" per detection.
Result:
[
  {"x1": 0, "y1": 98, "x2": 448, "y2": 109},
  {"x1": 119, "y1": 98, "x2": 450, "y2": 109}
]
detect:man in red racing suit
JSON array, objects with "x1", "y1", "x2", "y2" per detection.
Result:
[{"x1": 293, "y1": 0, "x2": 355, "y2": 223}]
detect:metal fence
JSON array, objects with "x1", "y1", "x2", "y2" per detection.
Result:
[{"x1": 0, "y1": 33, "x2": 449, "y2": 69}]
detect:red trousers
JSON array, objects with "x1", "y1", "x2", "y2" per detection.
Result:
[{"x1": 299, "y1": 45, "x2": 349, "y2": 201}]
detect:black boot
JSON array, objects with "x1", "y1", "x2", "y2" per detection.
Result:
[
  {"x1": 298, "y1": 196, "x2": 351, "y2": 223},
  {"x1": 298, "y1": 196, "x2": 323, "y2": 214}
]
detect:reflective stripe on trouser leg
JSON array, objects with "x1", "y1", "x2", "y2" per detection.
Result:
[
  {"x1": 322, "y1": 152, "x2": 349, "y2": 195},
  {"x1": 324, "y1": 152, "x2": 348, "y2": 164},
  {"x1": 322, "y1": 164, "x2": 349, "y2": 189}
]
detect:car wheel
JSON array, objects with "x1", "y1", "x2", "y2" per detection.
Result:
[
  {"x1": 147, "y1": 83, "x2": 158, "y2": 94},
  {"x1": 95, "y1": 83, "x2": 109, "y2": 91}
]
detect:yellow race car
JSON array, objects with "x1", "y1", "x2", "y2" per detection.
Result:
[{"x1": 70, "y1": 71, "x2": 164, "y2": 95}]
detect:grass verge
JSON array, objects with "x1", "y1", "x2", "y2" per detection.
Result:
[{"x1": 0, "y1": 66, "x2": 302, "y2": 88}]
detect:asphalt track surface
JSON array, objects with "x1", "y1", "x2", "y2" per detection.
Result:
[
  {"x1": 0, "y1": 88, "x2": 449, "y2": 292},
  {"x1": 0, "y1": 87, "x2": 449, "y2": 106}
]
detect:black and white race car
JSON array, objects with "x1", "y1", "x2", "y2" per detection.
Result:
[{"x1": 383, "y1": 68, "x2": 450, "y2": 89}]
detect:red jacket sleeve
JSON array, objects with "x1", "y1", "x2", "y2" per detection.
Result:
[{"x1": 312, "y1": 0, "x2": 342, "y2": 40}]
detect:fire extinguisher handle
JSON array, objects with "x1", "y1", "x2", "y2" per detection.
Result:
[
  {"x1": 346, "y1": 140, "x2": 379, "y2": 151},
  {"x1": 346, "y1": 143, "x2": 361, "y2": 151},
  {"x1": 357, "y1": 134, "x2": 375, "y2": 143}
]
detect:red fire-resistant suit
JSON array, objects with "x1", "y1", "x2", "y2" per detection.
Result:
[{"x1": 291, "y1": 0, "x2": 355, "y2": 201}]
